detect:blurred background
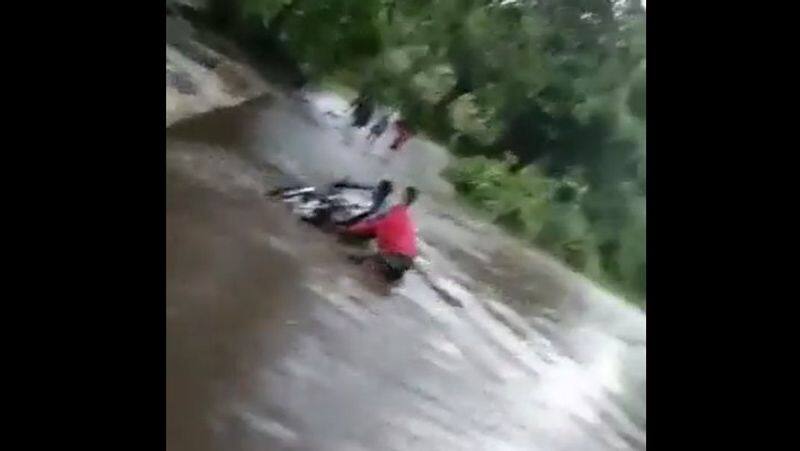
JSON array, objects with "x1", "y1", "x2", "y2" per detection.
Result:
[{"x1": 166, "y1": 1, "x2": 645, "y2": 450}]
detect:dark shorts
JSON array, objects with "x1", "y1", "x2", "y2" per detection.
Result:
[
  {"x1": 375, "y1": 253, "x2": 414, "y2": 282},
  {"x1": 350, "y1": 252, "x2": 414, "y2": 282}
]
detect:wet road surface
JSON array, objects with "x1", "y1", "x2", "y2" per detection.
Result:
[{"x1": 166, "y1": 92, "x2": 646, "y2": 451}]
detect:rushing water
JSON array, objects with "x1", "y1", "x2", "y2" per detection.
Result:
[{"x1": 166, "y1": 90, "x2": 646, "y2": 451}]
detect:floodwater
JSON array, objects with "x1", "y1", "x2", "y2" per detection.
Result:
[{"x1": 166, "y1": 90, "x2": 646, "y2": 451}]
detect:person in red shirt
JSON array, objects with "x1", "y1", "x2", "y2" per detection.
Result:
[{"x1": 341, "y1": 186, "x2": 419, "y2": 282}]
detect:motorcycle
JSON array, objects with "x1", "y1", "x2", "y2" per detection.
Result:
[
  {"x1": 267, "y1": 182, "x2": 374, "y2": 228},
  {"x1": 267, "y1": 181, "x2": 464, "y2": 306}
]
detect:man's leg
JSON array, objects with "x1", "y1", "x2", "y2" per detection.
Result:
[{"x1": 376, "y1": 253, "x2": 414, "y2": 282}]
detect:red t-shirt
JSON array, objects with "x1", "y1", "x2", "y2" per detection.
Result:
[{"x1": 346, "y1": 205, "x2": 417, "y2": 257}]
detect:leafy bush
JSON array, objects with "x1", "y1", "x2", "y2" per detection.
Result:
[{"x1": 444, "y1": 155, "x2": 645, "y2": 306}]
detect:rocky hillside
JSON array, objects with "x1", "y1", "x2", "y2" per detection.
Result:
[{"x1": 166, "y1": 14, "x2": 272, "y2": 126}]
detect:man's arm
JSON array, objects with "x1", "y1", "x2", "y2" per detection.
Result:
[
  {"x1": 343, "y1": 216, "x2": 381, "y2": 236},
  {"x1": 336, "y1": 210, "x2": 371, "y2": 227}
]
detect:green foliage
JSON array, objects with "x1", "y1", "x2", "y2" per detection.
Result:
[
  {"x1": 444, "y1": 157, "x2": 552, "y2": 240},
  {"x1": 444, "y1": 155, "x2": 645, "y2": 304}
]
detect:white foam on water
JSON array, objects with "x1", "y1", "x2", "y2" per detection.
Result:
[{"x1": 238, "y1": 411, "x2": 299, "y2": 445}]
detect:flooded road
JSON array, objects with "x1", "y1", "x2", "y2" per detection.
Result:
[{"x1": 166, "y1": 91, "x2": 646, "y2": 451}]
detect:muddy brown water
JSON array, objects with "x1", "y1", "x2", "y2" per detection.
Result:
[{"x1": 166, "y1": 92, "x2": 646, "y2": 451}]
